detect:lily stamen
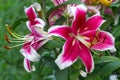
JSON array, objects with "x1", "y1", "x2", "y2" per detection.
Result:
[
  {"x1": 4, "y1": 42, "x2": 26, "y2": 49},
  {"x1": 6, "y1": 25, "x2": 24, "y2": 39},
  {"x1": 4, "y1": 34, "x2": 11, "y2": 44}
]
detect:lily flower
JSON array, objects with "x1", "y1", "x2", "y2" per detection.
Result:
[
  {"x1": 49, "y1": 0, "x2": 100, "y2": 26},
  {"x1": 21, "y1": 5, "x2": 52, "y2": 72},
  {"x1": 49, "y1": 0, "x2": 73, "y2": 26},
  {"x1": 5, "y1": 5, "x2": 51, "y2": 72},
  {"x1": 48, "y1": 4, "x2": 115, "y2": 75}
]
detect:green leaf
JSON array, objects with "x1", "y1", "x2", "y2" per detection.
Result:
[
  {"x1": 47, "y1": 0, "x2": 82, "y2": 18},
  {"x1": 85, "y1": 74, "x2": 101, "y2": 80},
  {"x1": 55, "y1": 16, "x2": 66, "y2": 25},
  {"x1": 112, "y1": 25, "x2": 120, "y2": 38},
  {"x1": 44, "y1": 40, "x2": 63, "y2": 49},
  {"x1": 12, "y1": 18, "x2": 28, "y2": 30},
  {"x1": 94, "y1": 56, "x2": 120, "y2": 64},
  {"x1": 72, "y1": 59, "x2": 82, "y2": 69},
  {"x1": 69, "y1": 68, "x2": 79, "y2": 80},
  {"x1": 37, "y1": 56, "x2": 57, "y2": 72},
  {"x1": 55, "y1": 69, "x2": 68, "y2": 80},
  {"x1": 110, "y1": 3, "x2": 120, "y2": 8},
  {"x1": 98, "y1": 61, "x2": 120, "y2": 77},
  {"x1": 100, "y1": 15, "x2": 113, "y2": 30}
]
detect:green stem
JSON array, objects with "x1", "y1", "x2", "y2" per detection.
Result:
[
  {"x1": 41, "y1": 0, "x2": 49, "y2": 29},
  {"x1": 53, "y1": 48, "x2": 59, "y2": 58},
  {"x1": 66, "y1": 16, "x2": 69, "y2": 26},
  {"x1": 91, "y1": 50, "x2": 99, "y2": 56}
]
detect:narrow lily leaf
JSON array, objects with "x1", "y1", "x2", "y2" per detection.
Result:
[
  {"x1": 98, "y1": 61, "x2": 120, "y2": 77},
  {"x1": 94, "y1": 56, "x2": 120, "y2": 64},
  {"x1": 47, "y1": 0, "x2": 82, "y2": 18},
  {"x1": 12, "y1": 18, "x2": 28, "y2": 30},
  {"x1": 100, "y1": 16, "x2": 113, "y2": 30},
  {"x1": 112, "y1": 25, "x2": 120, "y2": 38},
  {"x1": 55, "y1": 68, "x2": 68, "y2": 80}
]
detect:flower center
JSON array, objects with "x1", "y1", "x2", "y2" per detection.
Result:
[
  {"x1": 69, "y1": 33, "x2": 91, "y2": 47},
  {"x1": 76, "y1": 35, "x2": 91, "y2": 47}
]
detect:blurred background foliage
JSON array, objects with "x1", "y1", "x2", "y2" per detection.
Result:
[
  {"x1": 0, "y1": 0, "x2": 120, "y2": 80},
  {"x1": 0, "y1": 0, "x2": 44, "y2": 80}
]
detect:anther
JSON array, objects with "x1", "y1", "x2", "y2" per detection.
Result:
[
  {"x1": 4, "y1": 34, "x2": 11, "y2": 44},
  {"x1": 4, "y1": 46, "x2": 11, "y2": 49}
]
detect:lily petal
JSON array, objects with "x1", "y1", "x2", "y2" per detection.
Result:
[
  {"x1": 25, "y1": 6, "x2": 45, "y2": 32},
  {"x1": 85, "y1": 14, "x2": 105, "y2": 31},
  {"x1": 26, "y1": 21, "x2": 45, "y2": 37},
  {"x1": 87, "y1": 6, "x2": 100, "y2": 15},
  {"x1": 55, "y1": 37, "x2": 79, "y2": 70},
  {"x1": 24, "y1": 58, "x2": 35, "y2": 72},
  {"x1": 78, "y1": 42, "x2": 94, "y2": 73},
  {"x1": 83, "y1": 30, "x2": 115, "y2": 51},
  {"x1": 49, "y1": 9, "x2": 64, "y2": 26},
  {"x1": 71, "y1": 4, "x2": 87, "y2": 35},
  {"x1": 91, "y1": 31, "x2": 115, "y2": 51},
  {"x1": 32, "y1": 37, "x2": 49, "y2": 50},
  {"x1": 25, "y1": 6, "x2": 37, "y2": 25},
  {"x1": 48, "y1": 26, "x2": 71, "y2": 40},
  {"x1": 20, "y1": 42, "x2": 40, "y2": 62},
  {"x1": 34, "y1": 18, "x2": 45, "y2": 28},
  {"x1": 32, "y1": 2, "x2": 41, "y2": 11}
]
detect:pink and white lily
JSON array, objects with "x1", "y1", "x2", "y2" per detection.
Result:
[
  {"x1": 19, "y1": 5, "x2": 52, "y2": 72},
  {"x1": 5, "y1": 5, "x2": 51, "y2": 72},
  {"x1": 49, "y1": 4, "x2": 115, "y2": 75}
]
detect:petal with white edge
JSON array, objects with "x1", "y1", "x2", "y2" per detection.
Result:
[
  {"x1": 26, "y1": 21, "x2": 44, "y2": 37},
  {"x1": 48, "y1": 26, "x2": 71, "y2": 40},
  {"x1": 25, "y1": 6, "x2": 37, "y2": 25},
  {"x1": 32, "y1": 37, "x2": 49, "y2": 50},
  {"x1": 85, "y1": 14, "x2": 105, "y2": 31},
  {"x1": 78, "y1": 42, "x2": 94, "y2": 73},
  {"x1": 71, "y1": 4, "x2": 87, "y2": 35},
  {"x1": 20, "y1": 42, "x2": 40, "y2": 62},
  {"x1": 24, "y1": 58, "x2": 35, "y2": 72},
  {"x1": 55, "y1": 37, "x2": 79, "y2": 70},
  {"x1": 83, "y1": 30, "x2": 115, "y2": 51},
  {"x1": 25, "y1": 6, "x2": 45, "y2": 32},
  {"x1": 92, "y1": 31, "x2": 115, "y2": 51},
  {"x1": 32, "y1": 2, "x2": 41, "y2": 11},
  {"x1": 35, "y1": 18, "x2": 45, "y2": 28}
]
